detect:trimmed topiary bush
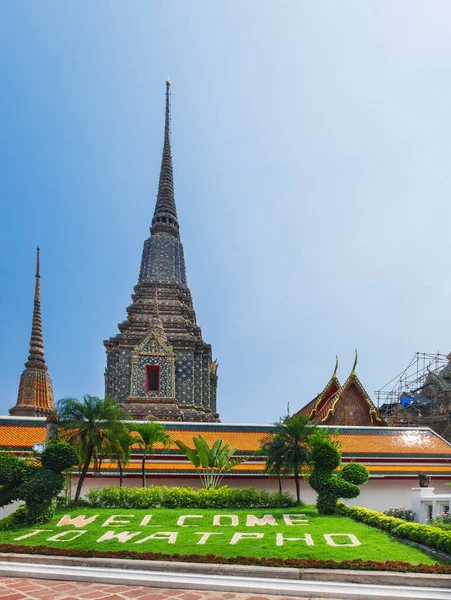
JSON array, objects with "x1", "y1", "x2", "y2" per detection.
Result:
[
  {"x1": 309, "y1": 441, "x2": 369, "y2": 514},
  {"x1": 0, "y1": 443, "x2": 79, "y2": 527}
]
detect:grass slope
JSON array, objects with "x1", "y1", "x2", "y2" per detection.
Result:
[{"x1": 1, "y1": 505, "x2": 441, "y2": 565}]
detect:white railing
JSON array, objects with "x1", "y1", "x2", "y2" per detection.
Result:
[{"x1": 411, "y1": 487, "x2": 451, "y2": 524}]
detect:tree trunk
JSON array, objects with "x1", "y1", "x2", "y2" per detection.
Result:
[
  {"x1": 119, "y1": 460, "x2": 123, "y2": 488},
  {"x1": 294, "y1": 470, "x2": 301, "y2": 504},
  {"x1": 142, "y1": 453, "x2": 146, "y2": 488},
  {"x1": 278, "y1": 474, "x2": 283, "y2": 493},
  {"x1": 74, "y1": 444, "x2": 94, "y2": 502}
]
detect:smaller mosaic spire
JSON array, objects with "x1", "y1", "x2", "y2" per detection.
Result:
[
  {"x1": 25, "y1": 247, "x2": 47, "y2": 371},
  {"x1": 151, "y1": 81, "x2": 180, "y2": 238},
  {"x1": 10, "y1": 248, "x2": 54, "y2": 417}
]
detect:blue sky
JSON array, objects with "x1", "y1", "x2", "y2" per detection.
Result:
[{"x1": 1, "y1": 2, "x2": 450, "y2": 422}]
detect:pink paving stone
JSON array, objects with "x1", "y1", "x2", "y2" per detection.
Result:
[
  {"x1": 97, "y1": 596, "x2": 132, "y2": 600},
  {"x1": 79, "y1": 592, "x2": 113, "y2": 599},
  {"x1": 178, "y1": 594, "x2": 203, "y2": 600},
  {"x1": 101, "y1": 586, "x2": 136, "y2": 594},
  {"x1": 139, "y1": 594, "x2": 171, "y2": 600},
  {"x1": 121, "y1": 590, "x2": 157, "y2": 598},
  {"x1": 0, "y1": 595, "x2": 28, "y2": 600}
]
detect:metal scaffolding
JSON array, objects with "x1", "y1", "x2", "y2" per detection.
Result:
[{"x1": 375, "y1": 352, "x2": 451, "y2": 440}]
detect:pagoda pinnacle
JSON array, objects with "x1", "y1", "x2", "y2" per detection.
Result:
[
  {"x1": 10, "y1": 247, "x2": 55, "y2": 417},
  {"x1": 25, "y1": 247, "x2": 47, "y2": 370},
  {"x1": 151, "y1": 81, "x2": 180, "y2": 238}
]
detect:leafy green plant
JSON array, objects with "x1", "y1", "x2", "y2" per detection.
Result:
[
  {"x1": 127, "y1": 422, "x2": 172, "y2": 488},
  {"x1": 174, "y1": 435, "x2": 246, "y2": 488},
  {"x1": 85, "y1": 485, "x2": 296, "y2": 508},
  {"x1": 427, "y1": 512, "x2": 451, "y2": 530},
  {"x1": 384, "y1": 507, "x2": 415, "y2": 522},
  {"x1": 309, "y1": 442, "x2": 369, "y2": 514}
]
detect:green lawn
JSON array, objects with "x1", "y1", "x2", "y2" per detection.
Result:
[{"x1": 0, "y1": 505, "x2": 442, "y2": 565}]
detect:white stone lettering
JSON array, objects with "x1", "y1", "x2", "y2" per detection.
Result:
[
  {"x1": 47, "y1": 530, "x2": 87, "y2": 542},
  {"x1": 324, "y1": 534, "x2": 361, "y2": 547},
  {"x1": 177, "y1": 515, "x2": 204, "y2": 527},
  {"x1": 97, "y1": 530, "x2": 142, "y2": 543},
  {"x1": 14, "y1": 530, "x2": 50, "y2": 541},
  {"x1": 102, "y1": 514, "x2": 134, "y2": 527},
  {"x1": 140, "y1": 515, "x2": 154, "y2": 527},
  {"x1": 213, "y1": 514, "x2": 239, "y2": 526},
  {"x1": 276, "y1": 533, "x2": 314, "y2": 546},
  {"x1": 283, "y1": 514, "x2": 309, "y2": 526},
  {"x1": 246, "y1": 514, "x2": 277, "y2": 527},
  {"x1": 57, "y1": 514, "x2": 99, "y2": 528},
  {"x1": 195, "y1": 532, "x2": 224, "y2": 545},
  {"x1": 230, "y1": 533, "x2": 264, "y2": 545},
  {"x1": 135, "y1": 532, "x2": 178, "y2": 544}
]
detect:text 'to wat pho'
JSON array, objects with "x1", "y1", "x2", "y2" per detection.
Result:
[{"x1": 3, "y1": 83, "x2": 451, "y2": 509}]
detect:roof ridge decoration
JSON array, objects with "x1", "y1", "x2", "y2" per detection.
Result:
[
  {"x1": 299, "y1": 356, "x2": 342, "y2": 420},
  {"x1": 9, "y1": 248, "x2": 55, "y2": 417},
  {"x1": 150, "y1": 80, "x2": 180, "y2": 239},
  {"x1": 318, "y1": 354, "x2": 385, "y2": 425}
]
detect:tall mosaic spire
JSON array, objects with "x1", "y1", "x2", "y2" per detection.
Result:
[
  {"x1": 151, "y1": 81, "x2": 179, "y2": 237},
  {"x1": 10, "y1": 248, "x2": 55, "y2": 417},
  {"x1": 139, "y1": 81, "x2": 187, "y2": 284},
  {"x1": 105, "y1": 83, "x2": 219, "y2": 421}
]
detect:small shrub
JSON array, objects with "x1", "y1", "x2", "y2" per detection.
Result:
[
  {"x1": 338, "y1": 502, "x2": 451, "y2": 555},
  {"x1": 85, "y1": 486, "x2": 296, "y2": 509},
  {"x1": 41, "y1": 443, "x2": 80, "y2": 472},
  {"x1": 428, "y1": 512, "x2": 451, "y2": 530},
  {"x1": 383, "y1": 507, "x2": 415, "y2": 521}
]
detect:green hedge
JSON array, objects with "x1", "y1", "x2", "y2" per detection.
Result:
[
  {"x1": 85, "y1": 486, "x2": 296, "y2": 509},
  {"x1": 338, "y1": 503, "x2": 451, "y2": 555}
]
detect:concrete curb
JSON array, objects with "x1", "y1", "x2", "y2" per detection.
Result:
[
  {"x1": 0, "y1": 552, "x2": 298, "y2": 580},
  {"x1": 1, "y1": 559, "x2": 451, "y2": 599},
  {"x1": 1, "y1": 552, "x2": 451, "y2": 589},
  {"x1": 303, "y1": 568, "x2": 451, "y2": 588}
]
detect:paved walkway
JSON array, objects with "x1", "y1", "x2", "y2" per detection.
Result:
[{"x1": 0, "y1": 577, "x2": 322, "y2": 600}]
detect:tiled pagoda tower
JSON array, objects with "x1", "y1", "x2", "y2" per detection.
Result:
[
  {"x1": 104, "y1": 82, "x2": 219, "y2": 422},
  {"x1": 10, "y1": 248, "x2": 55, "y2": 417}
]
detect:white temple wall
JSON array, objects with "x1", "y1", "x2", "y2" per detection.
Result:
[{"x1": 70, "y1": 474, "x2": 450, "y2": 512}]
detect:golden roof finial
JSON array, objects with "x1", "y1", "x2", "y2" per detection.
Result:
[
  {"x1": 166, "y1": 80, "x2": 171, "y2": 87},
  {"x1": 351, "y1": 349, "x2": 358, "y2": 376},
  {"x1": 332, "y1": 355, "x2": 339, "y2": 379}
]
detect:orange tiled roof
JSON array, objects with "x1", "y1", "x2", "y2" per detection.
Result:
[
  {"x1": 338, "y1": 431, "x2": 451, "y2": 456},
  {"x1": 94, "y1": 460, "x2": 451, "y2": 476},
  {"x1": 0, "y1": 425, "x2": 46, "y2": 448},
  {"x1": 1, "y1": 419, "x2": 451, "y2": 459}
]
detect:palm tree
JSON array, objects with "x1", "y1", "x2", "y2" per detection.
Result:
[
  {"x1": 103, "y1": 425, "x2": 135, "y2": 488},
  {"x1": 260, "y1": 414, "x2": 316, "y2": 504},
  {"x1": 128, "y1": 422, "x2": 171, "y2": 487},
  {"x1": 259, "y1": 433, "x2": 287, "y2": 493},
  {"x1": 57, "y1": 395, "x2": 127, "y2": 501}
]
